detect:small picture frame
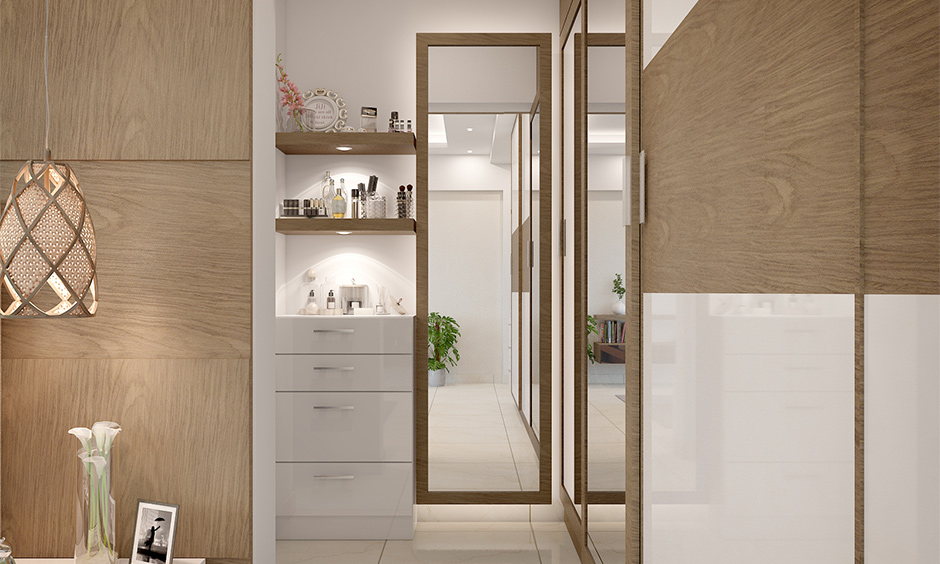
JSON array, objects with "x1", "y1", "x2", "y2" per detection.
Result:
[{"x1": 129, "y1": 499, "x2": 179, "y2": 564}]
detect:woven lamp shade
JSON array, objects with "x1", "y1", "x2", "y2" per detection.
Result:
[{"x1": 0, "y1": 159, "x2": 98, "y2": 317}]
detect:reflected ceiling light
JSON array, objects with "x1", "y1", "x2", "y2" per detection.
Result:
[
  {"x1": 466, "y1": 150, "x2": 473, "y2": 154},
  {"x1": 0, "y1": 0, "x2": 98, "y2": 318},
  {"x1": 466, "y1": 127, "x2": 473, "y2": 132},
  {"x1": 336, "y1": 146, "x2": 352, "y2": 151},
  {"x1": 428, "y1": 114, "x2": 448, "y2": 146},
  {"x1": 336, "y1": 231, "x2": 352, "y2": 235}
]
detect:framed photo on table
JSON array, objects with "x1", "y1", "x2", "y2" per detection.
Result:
[{"x1": 130, "y1": 500, "x2": 179, "y2": 564}]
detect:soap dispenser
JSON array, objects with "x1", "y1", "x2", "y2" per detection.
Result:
[
  {"x1": 327, "y1": 290, "x2": 336, "y2": 311},
  {"x1": 304, "y1": 290, "x2": 319, "y2": 315}
]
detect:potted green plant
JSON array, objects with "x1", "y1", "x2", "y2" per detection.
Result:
[
  {"x1": 587, "y1": 314, "x2": 598, "y2": 364},
  {"x1": 612, "y1": 273, "x2": 626, "y2": 315},
  {"x1": 428, "y1": 312, "x2": 460, "y2": 387}
]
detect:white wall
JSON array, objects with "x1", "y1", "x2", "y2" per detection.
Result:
[
  {"x1": 253, "y1": 0, "x2": 278, "y2": 560},
  {"x1": 267, "y1": 0, "x2": 563, "y2": 525},
  {"x1": 428, "y1": 191, "x2": 505, "y2": 383}
]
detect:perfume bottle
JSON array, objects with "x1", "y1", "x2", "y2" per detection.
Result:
[
  {"x1": 322, "y1": 174, "x2": 335, "y2": 216},
  {"x1": 327, "y1": 290, "x2": 336, "y2": 310},
  {"x1": 333, "y1": 179, "x2": 347, "y2": 218},
  {"x1": 304, "y1": 290, "x2": 319, "y2": 315},
  {"x1": 406, "y1": 184, "x2": 414, "y2": 219}
]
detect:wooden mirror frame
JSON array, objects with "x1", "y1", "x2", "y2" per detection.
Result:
[{"x1": 416, "y1": 33, "x2": 553, "y2": 504}]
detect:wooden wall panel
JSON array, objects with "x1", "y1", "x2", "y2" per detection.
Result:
[
  {"x1": 863, "y1": 0, "x2": 940, "y2": 294},
  {"x1": 0, "y1": 161, "x2": 252, "y2": 359},
  {"x1": 0, "y1": 0, "x2": 250, "y2": 161},
  {"x1": 641, "y1": 0, "x2": 861, "y2": 294},
  {"x1": 1, "y1": 358, "x2": 250, "y2": 558}
]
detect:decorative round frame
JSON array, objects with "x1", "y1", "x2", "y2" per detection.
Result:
[{"x1": 302, "y1": 88, "x2": 348, "y2": 132}]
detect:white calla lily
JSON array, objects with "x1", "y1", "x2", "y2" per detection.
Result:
[
  {"x1": 78, "y1": 452, "x2": 107, "y2": 478},
  {"x1": 69, "y1": 427, "x2": 94, "y2": 455},
  {"x1": 91, "y1": 421, "x2": 121, "y2": 456}
]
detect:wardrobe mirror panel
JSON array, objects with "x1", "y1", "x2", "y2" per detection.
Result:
[
  {"x1": 586, "y1": 47, "x2": 627, "y2": 498},
  {"x1": 561, "y1": 6, "x2": 583, "y2": 511},
  {"x1": 422, "y1": 39, "x2": 550, "y2": 497}
]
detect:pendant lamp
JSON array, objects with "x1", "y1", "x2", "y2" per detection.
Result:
[{"x1": 0, "y1": 0, "x2": 97, "y2": 318}]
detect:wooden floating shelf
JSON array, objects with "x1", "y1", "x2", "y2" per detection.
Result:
[
  {"x1": 596, "y1": 342, "x2": 626, "y2": 364},
  {"x1": 276, "y1": 131, "x2": 417, "y2": 155},
  {"x1": 275, "y1": 217, "x2": 416, "y2": 235}
]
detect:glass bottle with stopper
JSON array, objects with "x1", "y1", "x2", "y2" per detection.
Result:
[{"x1": 332, "y1": 178, "x2": 348, "y2": 218}]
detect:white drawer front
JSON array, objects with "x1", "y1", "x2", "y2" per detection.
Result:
[
  {"x1": 276, "y1": 316, "x2": 414, "y2": 354},
  {"x1": 276, "y1": 462, "x2": 413, "y2": 518},
  {"x1": 276, "y1": 392, "x2": 413, "y2": 462},
  {"x1": 276, "y1": 354, "x2": 413, "y2": 392}
]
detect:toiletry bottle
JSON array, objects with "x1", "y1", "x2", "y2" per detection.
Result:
[
  {"x1": 358, "y1": 182, "x2": 367, "y2": 218},
  {"x1": 351, "y1": 187, "x2": 360, "y2": 219},
  {"x1": 406, "y1": 120, "x2": 412, "y2": 133},
  {"x1": 305, "y1": 290, "x2": 319, "y2": 315},
  {"x1": 406, "y1": 184, "x2": 414, "y2": 218},
  {"x1": 397, "y1": 185, "x2": 406, "y2": 218},
  {"x1": 333, "y1": 179, "x2": 348, "y2": 218},
  {"x1": 327, "y1": 290, "x2": 336, "y2": 310}
]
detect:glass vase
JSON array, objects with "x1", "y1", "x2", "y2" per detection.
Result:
[{"x1": 76, "y1": 449, "x2": 116, "y2": 564}]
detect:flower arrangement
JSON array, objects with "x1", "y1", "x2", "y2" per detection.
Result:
[
  {"x1": 276, "y1": 53, "x2": 306, "y2": 131},
  {"x1": 70, "y1": 421, "x2": 121, "y2": 564}
]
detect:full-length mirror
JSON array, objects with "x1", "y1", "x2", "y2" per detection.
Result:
[{"x1": 417, "y1": 34, "x2": 552, "y2": 503}]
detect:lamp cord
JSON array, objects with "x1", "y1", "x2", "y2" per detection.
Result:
[{"x1": 44, "y1": 0, "x2": 50, "y2": 156}]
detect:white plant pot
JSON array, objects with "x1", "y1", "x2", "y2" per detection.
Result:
[
  {"x1": 612, "y1": 300, "x2": 626, "y2": 315},
  {"x1": 429, "y1": 368, "x2": 446, "y2": 387}
]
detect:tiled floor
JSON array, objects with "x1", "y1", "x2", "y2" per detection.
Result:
[
  {"x1": 428, "y1": 382, "x2": 539, "y2": 491},
  {"x1": 587, "y1": 384, "x2": 626, "y2": 491},
  {"x1": 276, "y1": 523, "x2": 583, "y2": 564}
]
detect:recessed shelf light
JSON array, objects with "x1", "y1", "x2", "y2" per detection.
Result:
[
  {"x1": 336, "y1": 231, "x2": 352, "y2": 235},
  {"x1": 466, "y1": 127, "x2": 473, "y2": 132},
  {"x1": 336, "y1": 146, "x2": 352, "y2": 151},
  {"x1": 467, "y1": 150, "x2": 473, "y2": 154}
]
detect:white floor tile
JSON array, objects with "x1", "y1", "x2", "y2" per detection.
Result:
[
  {"x1": 276, "y1": 540, "x2": 384, "y2": 564},
  {"x1": 429, "y1": 462, "x2": 521, "y2": 491},
  {"x1": 534, "y1": 531, "x2": 584, "y2": 564},
  {"x1": 381, "y1": 531, "x2": 541, "y2": 564}
]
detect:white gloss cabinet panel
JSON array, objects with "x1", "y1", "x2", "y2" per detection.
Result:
[
  {"x1": 276, "y1": 315, "x2": 414, "y2": 540},
  {"x1": 276, "y1": 392, "x2": 413, "y2": 462},
  {"x1": 276, "y1": 315, "x2": 414, "y2": 354},
  {"x1": 276, "y1": 462, "x2": 414, "y2": 540},
  {"x1": 276, "y1": 354, "x2": 413, "y2": 392}
]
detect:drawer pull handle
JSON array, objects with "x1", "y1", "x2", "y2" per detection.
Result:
[
  {"x1": 313, "y1": 329, "x2": 355, "y2": 334},
  {"x1": 312, "y1": 366, "x2": 355, "y2": 372},
  {"x1": 312, "y1": 405, "x2": 355, "y2": 411},
  {"x1": 313, "y1": 475, "x2": 355, "y2": 480}
]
